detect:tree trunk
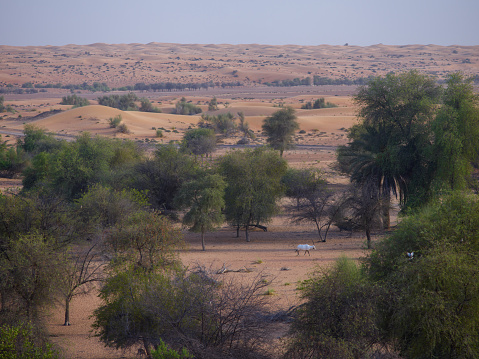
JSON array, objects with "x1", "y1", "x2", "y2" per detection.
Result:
[
  {"x1": 201, "y1": 231, "x2": 206, "y2": 251},
  {"x1": 314, "y1": 219, "x2": 324, "y2": 242},
  {"x1": 382, "y1": 192, "x2": 391, "y2": 229},
  {"x1": 143, "y1": 338, "x2": 151, "y2": 358},
  {"x1": 245, "y1": 226, "x2": 250, "y2": 242},
  {"x1": 366, "y1": 228, "x2": 372, "y2": 249},
  {"x1": 64, "y1": 295, "x2": 71, "y2": 326},
  {"x1": 236, "y1": 225, "x2": 240, "y2": 238}
]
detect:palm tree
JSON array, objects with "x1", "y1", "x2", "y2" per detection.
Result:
[{"x1": 337, "y1": 125, "x2": 406, "y2": 227}]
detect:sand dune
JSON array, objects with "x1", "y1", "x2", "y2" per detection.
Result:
[{"x1": 1, "y1": 43, "x2": 477, "y2": 88}]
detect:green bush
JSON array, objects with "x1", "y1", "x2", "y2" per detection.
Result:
[
  {"x1": 139, "y1": 98, "x2": 161, "y2": 113},
  {"x1": 117, "y1": 123, "x2": 129, "y2": 134},
  {"x1": 285, "y1": 256, "x2": 382, "y2": 359},
  {"x1": 365, "y1": 192, "x2": 479, "y2": 358},
  {"x1": 174, "y1": 97, "x2": 202, "y2": 115},
  {"x1": 301, "y1": 98, "x2": 337, "y2": 109},
  {"x1": 98, "y1": 93, "x2": 138, "y2": 111},
  {"x1": 151, "y1": 339, "x2": 192, "y2": 359},
  {"x1": 60, "y1": 94, "x2": 90, "y2": 107},
  {"x1": 0, "y1": 322, "x2": 59, "y2": 359},
  {"x1": 108, "y1": 115, "x2": 122, "y2": 128}
]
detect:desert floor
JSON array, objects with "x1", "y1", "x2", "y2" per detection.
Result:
[
  {"x1": 0, "y1": 88, "x2": 388, "y2": 358},
  {"x1": 45, "y1": 225, "x2": 379, "y2": 359}
]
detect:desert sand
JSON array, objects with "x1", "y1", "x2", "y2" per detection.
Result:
[
  {"x1": 1, "y1": 42, "x2": 474, "y2": 358},
  {"x1": 45, "y1": 226, "x2": 371, "y2": 359},
  {"x1": 1, "y1": 43, "x2": 478, "y2": 87}
]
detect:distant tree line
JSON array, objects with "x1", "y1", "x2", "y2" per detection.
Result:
[
  {"x1": 0, "y1": 80, "x2": 243, "y2": 94},
  {"x1": 131, "y1": 81, "x2": 243, "y2": 92},
  {"x1": 264, "y1": 75, "x2": 381, "y2": 87}
]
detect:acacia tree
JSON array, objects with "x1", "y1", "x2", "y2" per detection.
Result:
[
  {"x1": 208, "y1": 96, "x2": 218, "y2": 111},
  {"x1": 285, "y1": 257, "x2": 383, "y2": 359},
  {"x1": 262, "y1": 107, "x2": 299, "y2": 157},
  {"x1": 93, "y1": 266, "x2": 273, "y2": 358},
  {"x1": 283, "y1": 168, "x2": 350, "y2": 242},
  {"x1": 343, "y1": 180, "x2": 386, "y2": 249},
  {"x1": 175, "y1": 173, "x2": 226, "y2": 251},
  {"x1": 61, "y1": 240, "x2": 107, "y2": 326},
  {"x1": 218, "y1": 148, "x2": 287, "y2": 241},
  {"x1": 133, "y1": 145, "x2": 198, "y2": 213},
  {"x1": 180, "y1": 128, "x2": 216, "y2": 158},
  {"x1": 237, "y1": 111, "x2": 255, "y2": 140},
  {"x1": 0, "y1": 233, "x2": 65, "y2": 321}
]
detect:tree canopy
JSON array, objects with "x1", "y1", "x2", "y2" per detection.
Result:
[
  {"x1": 262, "y1": 107, "x2": 299, "y2": 157},
  {"x1": 218, "y1": 147, "x2": 287, "y2": 241}
]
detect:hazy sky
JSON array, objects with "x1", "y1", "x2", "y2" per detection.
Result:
[{"x1": 2, "y1": 0, "x2": 478, "y2": 46}]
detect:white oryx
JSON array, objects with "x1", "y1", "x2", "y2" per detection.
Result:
[{"x1": 295, "y1": 244, "x2": 316, "y2": 256}]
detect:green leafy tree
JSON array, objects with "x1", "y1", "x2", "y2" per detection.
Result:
[
  {"x1": 262, "y1": 106, "x2": 299, "y2": 157},
  {"x1": 139, "y1": 97, "x2": 161, "y2": 113},
  {"x1": 218, "y1": 147, "x2": 287, "y2": 241},
  {"x1": 0, "y1": 233, "x2": 66, "y2": 321},
  {"x1": 180, "y1": 128, "x2": 216, "y2": 158},
  {"x1": 106, "y1": 211, "x2": 183, "y2": 271},
  {"x1": 366, "y1": 192, "x2": 479, "y2": 359},
  {"x1": 97, "y1": 93, "x2": 138, "y2": 110},
  {"x1": 285, "y1": 256, "x2": 383, "y2": 359},
  {"x1": 208, "y1": 96, "x2": 218, "y2": 111},
  {"x1": 133, "y1": 145, "x2": 198, "y2": 213},
  {"x1": 0, "y1": 95, "x2": 5, "y2": 112},
  {"x1": 93, "y1": 266, "x2": 272, "y2": 358},
  {"x1": 60, "y1": 94, "x2": 90, "y2": 107},
  {"x1": 175, "y1": 172, "x2": 225, "y2": 250},
  {"x1": 0, "y1": 322, "x2": 60, "y2": 359},
  {"x1": 200, "y1": 112, "x2": 237, "y2": 137},
  {"x1": 0, "y1": 188, "x2": 74, "y2": 244},
  {"x1": 432, "y1": 73, "x2": 479, "y2": 191},
  {"x1": 75, "y1": 184, "x2": 147, "y2": 230},
  {"x1": 337, "y1": 71, "x2": 441, "y2": 213},
  {"x1": 174, "y1": 97, "x2": 202, "y2": 115},
  {"x1": 387, "y1": 246, "x2": 479, "y2": 359},
  {"x1": 0, "y1": 136, "x2": 27, "y2": 178},
  {"x1": 20, "y1": 124, "x2": 62, "y2": 155}
]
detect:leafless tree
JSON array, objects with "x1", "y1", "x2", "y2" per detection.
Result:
[
  {"x1": 288, "y1": 185, "x2": 348, "y2": 243},
  {"x1": 60, "y1": 238, "x2": 107, "y2": 326}
]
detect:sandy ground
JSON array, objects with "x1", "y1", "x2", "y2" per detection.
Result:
[
  {"x1": 45, "y1": 224, "x2": 372, "y2": 359},
  {"x1": 0, "y1": 78, "x2": 387, "y2": 358},
  {"x1": 0, "y1": 90, "x2": 363, "y2": 358},
  {"x1": 1, "y1": 43, "x2": 477, "y2": 87}
]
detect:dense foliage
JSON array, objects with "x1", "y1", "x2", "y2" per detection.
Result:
[
  {"x1": 97, "y1": 92, "x2": 139, "y2": 111},
  {"x1": 337, "y1": 71, "x2": 479, "y2": 212},
  {"x1": 174, "y1": 97, "x2": 202, "y2": 115},
  {"x1": 262, "y1": 107, "x2": 299, "y2": 157},
  {"x1": 60, "y1": 94, "x2": 90, "y2": 107},
  {"x1": 218, "y1": 147, "x2": 287, "y2": 241}
]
